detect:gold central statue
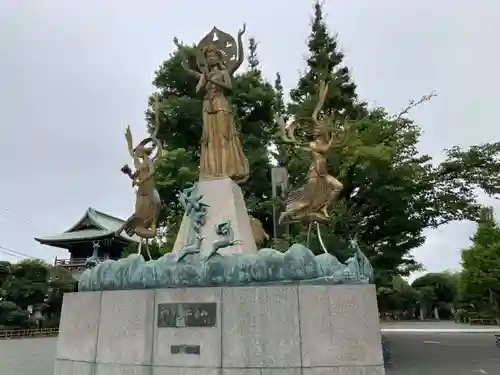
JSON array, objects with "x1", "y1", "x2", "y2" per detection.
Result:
[
  {"x1": 173, "y1": 25, "x2": 249, "y2": 184},
  {"x1": 275, "y1": 81, "x2": 348, "y2": 224}
]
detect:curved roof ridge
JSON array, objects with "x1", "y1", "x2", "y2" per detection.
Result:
[
  {"x1": 90, "y1": 207, "x2": 127, "y2": 223},
  {"x1": 86, "y1": 207, "x2": 107, "y2": 230},
  {"x1": 65, "y1": 207, "x2": 107, "y2": 233},
  {"x1": 35, "y1": 207, "x2": 140, "y2": 248}
]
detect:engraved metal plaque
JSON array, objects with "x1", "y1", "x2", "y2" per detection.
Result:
[
  {"x1": 157, "y1": 302, "x2": 217, "y2": 328},
  {"x1": 170, "y1": 344, "x2": 201, "y2": 355}
]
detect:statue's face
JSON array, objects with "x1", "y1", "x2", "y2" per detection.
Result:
[
  {"x1": 205, "y1": 50, "x2": 219, "y2": 66},
  {"x1": 313, "y1": 124, "x2": 328, "y2": 138},
  {"x1": 134, "y1": 146, "x2": 147, "y2": 159},
  {"x1": 135, "y1": 144, "x2": 155, "y2": 159}
]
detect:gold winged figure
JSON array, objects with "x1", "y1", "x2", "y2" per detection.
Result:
[
  {"x1": 173, "y1": 25, "x2": 249, "y2": 184},
  {"x1": 118, "y1": 95, "x2": 163, "y2": 245},
  {"x1": 275, "y1": 80, "x2": 349, "y2": 225}
]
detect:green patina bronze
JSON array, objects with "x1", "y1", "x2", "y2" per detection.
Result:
[
  {"x1": 78, "y1": 240, "x2": 373, "y2": 291},
  {"x1": 206, "y1": 220, "x2": 242, "y2": 260},
  {"x1": 176, "y1": 185, "x2": 209, "y2": 262},
  {"x1": 79, "y1": 181, "x2": 374, "y2": 292}
]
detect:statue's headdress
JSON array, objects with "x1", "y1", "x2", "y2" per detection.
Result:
[{"x1": 196, "y1": 27, "x2": 238, "y2": 72}]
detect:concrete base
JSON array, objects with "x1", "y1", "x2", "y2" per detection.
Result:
[
  {"x1": 53, "y1": 284, "x2": 385, "y2": 375},
  {"x1": 172, "y1": 178, "x2": 257, "y2": 256}
]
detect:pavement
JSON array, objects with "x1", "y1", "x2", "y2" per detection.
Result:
[{"x1": 382, "y1": 322, "x2": 500, "y2": 375}]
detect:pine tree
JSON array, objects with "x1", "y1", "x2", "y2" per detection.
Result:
[
  {"x1": 275, "y1": 0, "x2": 500, "y2": 285},
  {"x1": 288, "y1": 0, "x2": 360, "y2": 119},
  {"x1": 283, "y1": 1, "x2": 426, "y2": 277},
  {"x1": 281, "y1": 1, "x2": 365, "y2": 250},
  {"x1": 284, "y1": 1, "x2": 366, "y2": 190},
  {"x1": 247, "y1": 38, "x2": 260, "y2": 72},
  {"x1": 274, "y1": 73, "x2": 284, "y2": 111},
  {"x1": 272, "y1": 72, "x2": 290, "y2": 166}
]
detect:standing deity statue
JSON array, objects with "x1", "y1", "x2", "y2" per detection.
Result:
[
  {"x1": 173, "y1": 25, "x2": 249, "y2": 184},
  {"x1": 275, "y1": 80, "x2": 349, "y2": 225},
  {"x1": 117, "y1": 96, "x2": 163, "y2": 257}
]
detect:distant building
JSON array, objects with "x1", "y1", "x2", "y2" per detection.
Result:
[{"x1": 34, "y1": 207, "x2": 140, "y2": 279}]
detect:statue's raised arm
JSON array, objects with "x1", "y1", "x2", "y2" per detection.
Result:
[
  {"x1": 230, "y1": 23, "x2": 246, "y2": 76},
  {"x1": 124, "y1": 125, "x2": 135, "y2": 158},
  {"x1": 173, "y1": 37, "x2": 201, "y2": 78},
  {"x1": 274, "y1": 114, "x2": 309, "y2": 150},
  {"x1": 150, "y1": 94, "x2": 163, "y2": 166}
]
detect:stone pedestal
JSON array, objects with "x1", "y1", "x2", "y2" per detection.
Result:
[
  {"x1": 172, "y1": 178, "x2": 257, "y2": 256},
  {"x1": 53, "y1": 284, "x2": 385, "y2": 375}
]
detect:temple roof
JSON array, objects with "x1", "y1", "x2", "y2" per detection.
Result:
[{"x1": 34, "y1": 207, "x2": 140, "y2": 249}]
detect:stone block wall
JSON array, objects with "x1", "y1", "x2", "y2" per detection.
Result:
[{"x1": 54, "y1": 284, "x2": 385, "y2": 375}]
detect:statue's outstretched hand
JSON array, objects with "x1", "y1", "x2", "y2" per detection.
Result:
[{"x1": 238, "y1": 23, "x2": 246, "y2": 37}]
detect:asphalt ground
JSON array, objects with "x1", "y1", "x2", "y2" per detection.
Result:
[{"x1": 384, "y1": 331, "x2": 500, "y2": 375}]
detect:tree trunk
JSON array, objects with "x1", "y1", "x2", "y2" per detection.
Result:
[{"x1": 433, "y1": 306, "x2": 440, "y2": 320}]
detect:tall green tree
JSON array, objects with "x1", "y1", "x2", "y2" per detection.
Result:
[
  {"x1": 284, "y1": 0, "x2": 364, "y2": 186},
  {"x1": 247, "y1": 38, "x2": 259, "y2": 72},
  {"x1": 280, "y1": 0, "x2": 500, "y2": 285},
  {"x1": 272, "y1": 73, "x2": 293, "y2": 168},
  {"x1": 279, "y1": 0, "x2": 365, "y2": 251},
  {"x1": 274, "y1": 73, "x2": 286, "y2": 115},
  {"x1": 282, "y1": 1, "x2": 426, "y2": 278},
  {"x1": 149, "y1": 37, "x2": 277, "y2": 249},
  {"x1": 460, "y1": 206, "x2": 500, "y2": 319},
  {"x1": 288, "y1": 1, "x2": 361, "y2": 119}
]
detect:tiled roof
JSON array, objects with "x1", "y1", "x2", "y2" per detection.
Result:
[{"x1": 34, "y1": 207, "x2": 140, "y2": 246}]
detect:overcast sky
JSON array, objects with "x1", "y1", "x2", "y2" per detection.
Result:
[{"x1": 1, "y1": 0, "x2": 499, "y2": 278}]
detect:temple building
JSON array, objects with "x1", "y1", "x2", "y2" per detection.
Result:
[{"x1": 34, "y1": 207, "x2": 139, "y2": 278}]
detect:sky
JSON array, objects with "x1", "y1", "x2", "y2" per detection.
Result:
[{"x1": 0, "y1": 0, "x2": 499, "y2": 278}]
